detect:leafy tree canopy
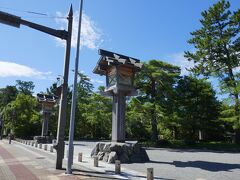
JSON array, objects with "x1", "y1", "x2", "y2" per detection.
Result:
[
  {"x1": 0, "y1": 86, "x2": 18, "y2": 110},
  {"x1": 16, "y1": 80, "x2": 35, "y2": 95},
  {"x1": 2, "y1": 94, "x2": 40, "y2": 138}
]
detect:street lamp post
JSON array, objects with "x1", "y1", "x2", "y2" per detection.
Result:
[
  {"x1": 0, "y1": 6, "x2": 73, "y2": 169},
  {"x1": 66, "y1": 0, "x2": 83, "y2": 174},
  {"x1": 0, "y1": 112, "x2": 3, "y2": 140},
  {"x1": 55, "y1": 6, "x2": 73, "y2": 170}
]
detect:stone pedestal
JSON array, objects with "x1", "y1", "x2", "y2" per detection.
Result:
[
  {"x1": 34, "y1": 136, "x2": 53, "y2": 144},
  {"x1": 91, "y1": 142, "x2": 149, "y2": 164}
]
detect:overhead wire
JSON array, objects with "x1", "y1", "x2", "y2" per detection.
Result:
[{"x1": 0, "y1": 6, "x2": 67, "y2": 19}]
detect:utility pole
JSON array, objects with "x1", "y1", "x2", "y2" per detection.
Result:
[
  {"x1": 66, "y1": 0, "x2": 83, "y2": 174},
  {"x1": 56, "y1": 6, "x2": 73, "y2": 169}
]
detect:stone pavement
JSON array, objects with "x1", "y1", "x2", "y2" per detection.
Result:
[
  {"x1": 2, "y1": 139, "x2": 240, "y2": 180},
  {"x1": 0, "y1": 139, "x2": 123, "y2": 180},
  {"x1": 72, "y1": 141, "x2": 240, "y2": 180}
]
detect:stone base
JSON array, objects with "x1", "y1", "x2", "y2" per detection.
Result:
[
  {"x1": 33, "y1": 136, "x2": 53, "y2": 144},
  {"x1": 91, "y1": 142, "x2": 149, "y2": 164}
]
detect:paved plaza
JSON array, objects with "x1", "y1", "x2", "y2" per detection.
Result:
[
  {"x1": 0, "y1": 140, "x2": 120, "y2": 180},
  {"x1": 0, "y1": 139, "x2": 240, "y2": 180},
  {"x1": 72, "y1": 141, "x2": 240, "y2": 180}
]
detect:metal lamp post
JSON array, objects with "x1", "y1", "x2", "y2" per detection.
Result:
[
  {"x1": 66, "y1": 0, "x2": 83, "y2": 174},
  {"x1": 0, "y1": 6, "x2": 73, "y2": 169}
]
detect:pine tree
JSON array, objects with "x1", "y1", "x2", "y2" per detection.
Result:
[
  {"x1": 185, "y1": 0, "x2": 240, "y2": 143},
  {"x1": 136, "y1": 60, "x2": 180, "y2": 141}
]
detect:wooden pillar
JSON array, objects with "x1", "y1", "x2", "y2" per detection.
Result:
[
  {"x1": 41, "y1": 112, "x2": 50, "y2": 136},
  {"x1": 112, "y1": 92, "x2": 126, "y2": 142}
]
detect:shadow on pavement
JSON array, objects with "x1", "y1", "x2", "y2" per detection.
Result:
[
  {"x1": 72, "y1": 168, "x2": 120, "y2": 179},
  {"x1": 105, "y1": 170, "x2": 175, "y2": 180},
  {"x1": 65, "y1": 143, "x2": 86, "y2": 146},
  {"x1": 72, "y1": 169, "x2": 175, "y2": 180},
  {"x1": 149, "y1": 160, "x2": 240, "y2": 172},
  {"x1": 145, "y1": 147, "x2": 240, "y2": 154}
]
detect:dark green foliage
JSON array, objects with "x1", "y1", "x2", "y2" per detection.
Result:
[
  {"x1": 175, "y1": 76, "x2": 221, "y2": 143},
  {"x1": 0, "y1": 86, "x2": 18, "y2": 110},
  {"x1": 74, "y1": 72, "x2": 93, "y2": 138},
  {"x1": 2, "y1": 94, "x2": 41, "y2": 138},
  {"x1": 74, "y1": 72, "x2": 112, "y2": 139},
  {"x1": 77, "y1": 72, "x2": 94, "y2": 100},
  {"x1": 16, "y1": 80, "x2": 35, "y2": 95},
  {"x1": 82, "y1": 93, "x2": 112, "y2": 139},
  {"x1": 184, "y1": 0, "x2": 240, "y2": 142},
  {"x1": 135, "y1": 60, "x2": 180, "y2": 141},
  {"x1": 126, "y1": 98, "x2": 151, "y2": 140},
  {"x1": 46, "y1": 83, "x2": 58, "y2": 95}
]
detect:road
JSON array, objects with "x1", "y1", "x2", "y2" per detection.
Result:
[
  {"x1": 3, "y1": 139, "x2": 240, "y2": 180},
  {"x1": 71, "y1": 141, "x2": 240, "y2": 180},
  {"x1": 0, "y1": 139, "x2": 123, "y2": 179}
]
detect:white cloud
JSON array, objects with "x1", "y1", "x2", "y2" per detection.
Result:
[
  {"x1": 0, "y1": 61, "x2": 52, "y2": 79},
  {"x1": 55, "y1": 11, "x2": 102, "y2": 49},
  {"x1": 90, "y1": 78, "x2": 104, "y2": 84},
  {"x1": 166, "y1": 52, "x2": 195, "y2": 76}
]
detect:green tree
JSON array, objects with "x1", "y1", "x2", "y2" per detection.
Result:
[
  {"x1": 184, "y1": 0, "x2": 240, "y2": 143},
  {"x1": 74, "y1": 72, "x2": 94, "y2": 138},
  {"x1": 77, "y1": 72, "x2": 93, "y2": 99},
  {"x1": 126, "y1": 98, "x2": 153, "y2": 140},
  {"x1": 219, "y1": 102, "x2": 238, "y2": 142},
  {"x1": 82, "y1": 92, "x2": 112, "y2": 139},
  {"x1": 0, "y1": 86, "x2": 18, "y2": 110},
  {"x1": 16, "y1": 80, "x2": 35, "y2": 95},
  {"x1": 0, "y1": 85, "x2": 18, "y2": 137},
  {"x1": 136, "y1": 60, "x2": 180, "y2": 141},
  {"x1": 175, "y1": 76, "x2": 220, "y2": 143},
  {"x1": 46, "y1": 82, "x2": 58, "y2": 95},
  {"x1": 2, "y1": 94, "x2": 40, "y2": 138}
]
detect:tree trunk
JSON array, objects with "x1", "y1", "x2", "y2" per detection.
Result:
[
  {"x1": 173, "y1": 126, "x2": 177, "y2": 139},
  {"x1": 234, "y1": 93, "x2": 240, "y2": 144},
  {"x1": 235, "y1": 129, "x2": 240, "y2": 144},
  {"x1": 151, "y1": 108, "x2": 158, "y2": 141},
  {"x1": 151, "y1": 79, "x2": 158, "y2": 141},
  {"x1": 228, "y1": 72, "x2": 240, "y2": 144}
]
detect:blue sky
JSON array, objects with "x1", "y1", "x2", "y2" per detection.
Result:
[{"x1": 0, "y1": 0, "x2": 239, "y2": 94}]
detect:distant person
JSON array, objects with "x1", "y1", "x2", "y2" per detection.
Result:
[{"x1": 8, "y1": 133, "x2": 13, "y2": 144}]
